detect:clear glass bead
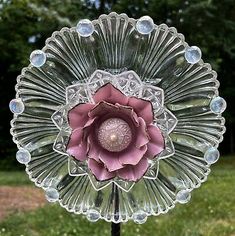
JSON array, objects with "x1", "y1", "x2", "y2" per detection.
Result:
[
  {"x1": 9, "y1": 98, "x2": 25, "y2": 114},
  {"x1": 176, "y1": 189, "x2": 191, "y2": 204},
  {"x1": 16, "y1": 148, "x2": 31, "y2": 164},
  {"x1": 30, "y1": 50, "x2": 46, "y2": 67},
  {"x1": 204, "y1": 147, "x2": 220, "y2": 164},
  {"x1": 86, "y1": 209, "x2": 101, "y2": 222},
  {"x1": 185, "y1": 46, "x2": 202, "y2": 64},
  {"x1": 210, "y1": 96, "x2": 227, "y2": 114},
  {"x1": 76, "y1": 19, "x2": 94, "y2": 37},
  {"x1": 136, "y1": 16, "x2": 154, "y2": 35},
  {"x1": 45, "y1": 188, "x2": 59, "y2": 202},
  {"x1": 132, "y1": 210, "x2": 147, "y2": 224}
]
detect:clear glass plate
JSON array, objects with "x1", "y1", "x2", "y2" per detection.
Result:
[{"x1": 10, "y1": 12, "x2": 226, "y2": 223}]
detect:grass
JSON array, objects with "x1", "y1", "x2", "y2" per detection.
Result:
[
  {"x1": 0, "y1": 171, "x2": 32, "y2": 186},
  {"x1": 0, "y1": 156, "x2": 235, "y2": 236}
]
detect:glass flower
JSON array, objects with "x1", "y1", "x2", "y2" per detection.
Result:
[
  {"x1": 10, "y1": 12, "x2": 226, "y2": 224},
  {"x1": 55, "y1": 70, "x2": 170, "y2": 186}
]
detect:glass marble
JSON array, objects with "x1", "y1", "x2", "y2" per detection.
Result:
[
  {"x1": 76, "y1": 19, "x2": 94, "y2": 37},
  {"x1": 86, "y1": 209, "x2": 101, "y2": 222},
  {"x1": 204, "y1": 147, "x2": 220, "y2": 164},
  {"x1": 185, "y1": 46, "x2": 202, "y2": 64},
  {"x1": 45, "y1": 188, "x2": 59, "y2": 202},
  {"x1": 16, "y1": 148, "x2": 31, "y2": 164},
  {"x1": 133, "y1": 210, "x2": 148, "y2": 224},
  {"x1": 176, "y1": 190, "x2": 191, "y2": 204},
  {"x1": 136, "y1": 16, "x2": 154, "y2": 35},
  {"x1": 210, "y1": 96, "x2": 227, "y2": 114},
  {"x1": 9, "y1": 98, "x2": 24, "y2": 114},
  {"x1": 30, "y1": 50, "x2": 46, "y2": 67}
]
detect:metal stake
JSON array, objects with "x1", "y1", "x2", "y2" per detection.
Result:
[{"x1": 111, "y1": 184, "x2": 121, "y2": 236}]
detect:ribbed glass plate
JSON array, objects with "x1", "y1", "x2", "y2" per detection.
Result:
[{"x1": 10, "y1": 12, "x2": 226, "y2": 223}]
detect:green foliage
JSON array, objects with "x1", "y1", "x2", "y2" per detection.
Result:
[
  {"x1": 0, "y1": 0, "x2": 89, "y2": 72},
  {"x1": 0, "y1": 156, "x2": 235, "y2": 235},
  {"x1": 0, "y1": 0, "x2": 90, "y2": 170}
]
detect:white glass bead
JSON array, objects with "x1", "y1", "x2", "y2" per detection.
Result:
[
  {"x1": 210, "y1": 96, "x2": 227, "y2": 114},
  {"x1": 30, "y1": 50, "x2": 46, "y2": 67},
  {"x1": 9, "y1": 98, "x2": 25, "y2": 114},
  {"x1": 86, "y1": 209, "x2": 101, "y2": 222},
  {"x1": 133, "y1": 210, "x2": 147, "y2": 224},
  {"x1": 204, "y1": 147, "x2": 220, "y2": 164},
  {"x1": 176, "y1": 189, "x2": 191, "y2": 204},
  {"x1": 136, "y1": 16, "x2": 154, "y2": 35},
  {"x1": 76, "y1": 19, "x2": 94, "y2": 37},
  {"x1": 185, "y1": 46, "x2": 202, "y2": 64},
  {"x1": 16, "y1": 148, "x2": 31, "y2": 164},
  {"x1": 45, "y1": 188, "x2": 59, "y2": 202}
]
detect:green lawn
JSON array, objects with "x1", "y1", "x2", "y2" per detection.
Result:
[
  {"x1": 0, "y1": 156, "x2": 235, "y2": 236},
  {"x1": 0, "y1": 171, "x2": 32, "y2": 186}
]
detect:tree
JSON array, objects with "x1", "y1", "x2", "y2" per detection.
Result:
[{"x1": 0, "y1": 0, "x2": 87, "y2": 169}]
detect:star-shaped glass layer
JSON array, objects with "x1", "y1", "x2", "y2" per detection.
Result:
[{"x1": 51, "y1": 70, "x2": 178, "y2": 192}]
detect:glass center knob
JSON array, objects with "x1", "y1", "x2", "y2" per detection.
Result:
[{"x1": 97, "y1": 118, "x2": 132, "y2": 152}]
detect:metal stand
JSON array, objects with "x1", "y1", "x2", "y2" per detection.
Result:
[
  {"x1": 111, "y1": 184, "x2": 121, "y2": 236},
  {"x1": 111, "y1": 222, "x2": 121, "y2": 236}
]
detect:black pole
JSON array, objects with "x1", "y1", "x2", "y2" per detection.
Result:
[
  {"x1": 111, "y1": 184, "x2": 121, "y2": 236},
  {"x1": 111, "y1": 222, "x2": 120, "y2": 236}
]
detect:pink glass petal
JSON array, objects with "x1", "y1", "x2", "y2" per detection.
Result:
[
  {"x1": 99, "y1": 150, "x2": 123, "y2": 172},
  {"x1": 118, "y1": 145, "x2": 147, "y2": 166},
  {"x1": 145, "y1": 125, "x2": 165, "y2": 159},
  {"x1": 93, "y1": 83, "x2": 129, "y2": 105},
  {"x1": 67, "y1": 146, "x2": 87, "y2": 161},
  {"x1": 89, "y1": 101, "x2": 139, "y2": 127},
  {"x1": 116, "y1": 104, "x2": 139, "y2": 127},
  {"x1": 88, "y1": 101, "x2": 117, "y2": 118},
  {"x1": 67, "y1": 128, "x2": 88, "y2": 161},
  {"x1": 88, "y1": 159, "x2": 116, "y2": 181},
  {"x1": 128, "y1": 97, "x2": 153, "y2": 124},
  {"x1": 68, "y1": 103, "x2": 95, "y2": 130},
  {"x1": 83, "y1": 117, "x2": 97, "y2": 128},
  {"x1": 117, "y1": 157, "x2": 149, "y2": 182},
  {"x1": 135, "y1": 117, "x2": 149, "y2": 148},
  {"x1": 87, "y1": 136, "x2": 102, "y2": 163}
]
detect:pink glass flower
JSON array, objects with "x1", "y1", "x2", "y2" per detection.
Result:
[{"x1": 66, "y1": 83, "x2": 165, "y2": 182}]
